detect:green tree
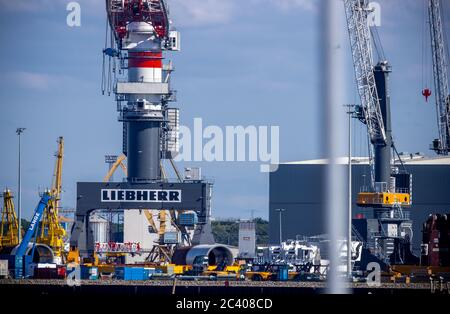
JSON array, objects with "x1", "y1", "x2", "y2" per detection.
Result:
[{"x1": 212, "y1": 218, "x2": 269, "y2": 246}]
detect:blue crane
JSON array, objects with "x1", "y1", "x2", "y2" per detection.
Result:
[{"x1": 12, "y1": 192, "x2": 52, "y2": 278}]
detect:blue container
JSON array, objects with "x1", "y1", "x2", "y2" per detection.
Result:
[
  {"x1": 179, "y1": 212, "x2": 198, "y2": 226},
  {"x1": 145, "y1": 268, "x2": 156, "y2": 279},
  {"x1": 115, "y1": 267, "x2": 133, "y2": 280},
  {"x1": 0, "y1": 255, "x2": 31, "y2": 279},
  {"x1": 114, "y1": 266, "x2": 125, "y2": 280},
  {"x1": 23, "y1": 256, "x2": 33, "y2": 278},
  {"x1": 14, "y1": 255, "x2": 24, "y2": 279},
  {"x1": 131, "y1": 267, "x2": 145, "y2": 280},
  {"x1": 277, "y1": 265, "x2": 289, "y2": 281},
  {"x1": 143, "y1": 268, "x2": 150, "y2": 279},
  {"x1": 115, "y1": 267, "x2": 147, "y2": 280},
  {"x1": 80, "y1": 266, "x2": 98, "y2": 280},
  {"x1": 163, "y1": 232, "x2": 180, "y2": 244}
]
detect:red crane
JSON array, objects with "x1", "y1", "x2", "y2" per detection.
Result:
[{"x1": 107, "y1": 0, "x2": 170, "y2": 41}]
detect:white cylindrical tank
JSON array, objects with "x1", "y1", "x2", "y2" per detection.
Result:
[{"x1": 90, "y1": 214, "x2": 109, "y2": 244}]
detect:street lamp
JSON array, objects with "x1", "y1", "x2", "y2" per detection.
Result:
[
  {"x1": 275, "y1": 208, "x2": 286, "y2": 245},
  {"x1": 16, "y1": 127, "x2": 26, "y2": 242},
  {"x1": 345, "y1": 105, "x2": 356, "y2": 278}
]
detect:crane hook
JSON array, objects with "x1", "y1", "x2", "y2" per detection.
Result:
[{"x1": 422, "y1": 88, "x2": 432, "y2": 102}]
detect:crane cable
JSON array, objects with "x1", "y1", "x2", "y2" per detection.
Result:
[
  {"x1": 370, "y1": 26, "x2": 386, "y2": 62},
  {"x1": 422, "y1": 0, "x2": 430, "y2": 91},
  {"x1": 101, "y1": 15, "x2": 109, "y2": 95}
]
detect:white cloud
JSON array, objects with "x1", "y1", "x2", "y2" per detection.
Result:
[
  {"x1": 168, "y1": 0, "x2": 235, "y2": 27},
  {"x1": 9, "y1": 71, "x2": 53, "y2": 90},
  {"x1": 0, "y1": 0, "x2": 104, "y2": 14},
  {"x1": 0, "y1": 0, "x2": 315, "y2": 26},
  {"x1": 168, "y1": 0, "x2": 316, "y2": 27},
  {"x1": 265, "y1": 0, "x2": 316, "y2": 12},
  {"x1": 0, "y1": 0, "x2": 64, "y2": 12},
  {"x1": 1, "y1": 71, "x2": 81, "y2": 91}
]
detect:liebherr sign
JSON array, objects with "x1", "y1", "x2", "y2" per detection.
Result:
[{"x1": 101, "y1": 189, "x2": 182, "y2": 203}]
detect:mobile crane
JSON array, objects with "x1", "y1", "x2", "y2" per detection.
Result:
[
  {"x1": 10, "y1": 193, "x2": 52, "y2": 278},
  {"x1": 344, "y1": 0, "x2": 416, "y2": 265}
]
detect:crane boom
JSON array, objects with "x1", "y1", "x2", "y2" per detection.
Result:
[
  {"x1": 15, "y1": 193, "x2": 52, "y2": 258},
  {"x1": 344, "y1": 0, "x2": 387, "y2": 147},
  {"x1": 428, "y1": 0, "x2": 450, "y2": 155},
  {"x1": 37, "y1": 137, "x2": 66, "y2": 262}
]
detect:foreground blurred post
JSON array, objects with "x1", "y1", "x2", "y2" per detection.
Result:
[{"x1": 320, "y1": 0, "x2": 347, "y2": 294}]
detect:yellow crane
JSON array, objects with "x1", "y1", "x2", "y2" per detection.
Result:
[
  {"x1": 37, "y1": 137, "x2": 66, "y2": 263},
  {"x1": 0, "y1": 190, "x2": 19, "y2": 250}
]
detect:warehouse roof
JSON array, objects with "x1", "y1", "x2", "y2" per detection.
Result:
[{"x1": 282, "y1": 154, "x2": 450, "y2": 166}]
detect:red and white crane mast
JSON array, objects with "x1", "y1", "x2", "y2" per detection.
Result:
[{"x1": 105, "y1": 0, "x2": 180, "y2": 182}]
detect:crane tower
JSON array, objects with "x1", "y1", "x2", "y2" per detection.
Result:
[
  {"x1": 344, "y1": 0, "x2": 417, "y2": 266},
  {"x1": 69, "y1": 1, "x2": 215, "y2": 259}
]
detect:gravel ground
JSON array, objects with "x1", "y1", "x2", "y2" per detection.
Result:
[{"x1": 0, "y1": 279, "x2": 433, "y2": 290}]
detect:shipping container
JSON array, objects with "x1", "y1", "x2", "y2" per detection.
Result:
[
  {"x1": 81, "y1": 266, "x2": 99, "y2": 280},
  {"x1": 57, "y1": 265, "x2": 67, "y2": 278},
  {"x1": 115, "y1": 267, "x2": 148, "y2": 280},
  {"x1": 0, "y1": 260, "x2": 8, "y2": 278},
  {"x1": 276, "y1": 265, "x2": 289, "y2": 281},
  {"x1": 178, "y1": 212, "x2": 198, "y2": 226},
  {"x1": 145, "y1": 267, "x2": 156, "y2": 278},
  {"x1": 13, "y1": 255, "x2": 23, "y2": 279},
  {"x1": 34, "y1": 268, "x2": 58, "y2": 279},
  {"x1": 23, "y1": 256, "x2": 33, "y2": 278},
  {"x1": 163, "y1": 232, "x2": 181, "y2": 244}
]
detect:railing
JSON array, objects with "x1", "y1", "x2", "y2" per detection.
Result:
[
  {"x1": 95, "y1": 242, "x2": 141, "y2": 254},
  {"x1": 376, "y1": 209, "x2": 410, "y2": 220},
  {"x1": 360, "y1": 184, "x2": 410, "y2": 194}
]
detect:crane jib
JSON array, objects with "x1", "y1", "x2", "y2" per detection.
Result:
[
  {"x1": 15, "y1": 194, "x2": 52, "y2": 258},
  {"x1": 107, "y1": 0, "x2": 170, "y2": 40}
]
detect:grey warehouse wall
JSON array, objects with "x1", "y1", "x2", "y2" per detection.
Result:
[{"x1": 269, "y1": 163, "x2": 450, "y2": 253}]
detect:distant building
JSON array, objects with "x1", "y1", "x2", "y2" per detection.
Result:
[
  {"x1": 238, "y1": 221, "x2": 256, "y2": 259},
  {"x1": 269, "y1": 155, "x2": 450, "y2": 254}
]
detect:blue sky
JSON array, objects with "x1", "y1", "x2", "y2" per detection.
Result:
[{"x1": 0, "y1": 0, "x2": 448, "y2": 220}]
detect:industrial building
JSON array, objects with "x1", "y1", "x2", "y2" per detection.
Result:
[{"x1": 269, "y1": 155, "x2": 450, "y2": 254}]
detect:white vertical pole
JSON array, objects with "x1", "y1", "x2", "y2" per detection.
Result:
[
  {"x1": 347, "y1": 105, "x2": 353, "y2": 278},
  {"x1": 320, "y1": 0, "x2": 347, "y2": 294},
  {"x1": 16, "y1": 128, "x2": 26, "y2": 243}
]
